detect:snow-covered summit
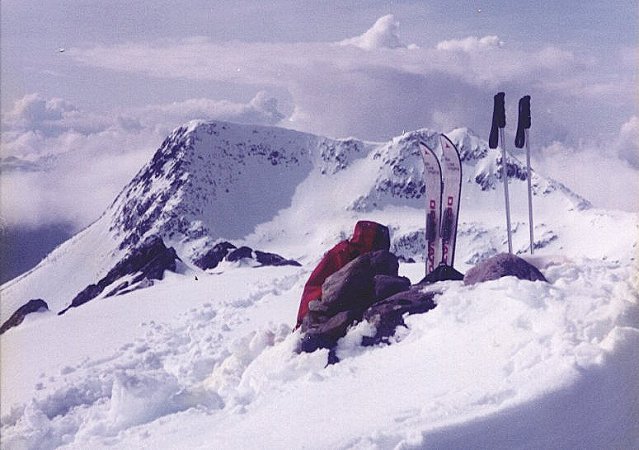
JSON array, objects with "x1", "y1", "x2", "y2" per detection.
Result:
[
  {"x1": 0, "y1": 120, "x2": 609, "y2": 322},
  {"x1": 106, "y1": 120, "x2": 590, "y2": 254}
]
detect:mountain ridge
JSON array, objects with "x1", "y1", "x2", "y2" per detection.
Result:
[{"x1": 0, "y1": 120, "x2": 598, "y2": 323}]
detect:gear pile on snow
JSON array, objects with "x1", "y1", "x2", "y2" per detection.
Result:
[{"x1": 298, "y1": 223, "x2": 548, "y2": 363}]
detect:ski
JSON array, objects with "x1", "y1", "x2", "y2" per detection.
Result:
[
  {"x1": 438, "y1": 134, "x2": 462, "y2": 267},
  {"x1": 418, "y1": 140, "x2": 443, "y2": 275}
]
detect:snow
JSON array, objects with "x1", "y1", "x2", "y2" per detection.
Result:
[
  {"x1": 1, "y1": 121, "x2": 638, "y2": 449},
  {"x1": 2, "y1": 258, "x2": 636, "y2": 449}
]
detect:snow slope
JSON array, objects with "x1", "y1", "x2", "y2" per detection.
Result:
[{"x1": 1, "y1": 120, "x2": 638, "y2": 449}]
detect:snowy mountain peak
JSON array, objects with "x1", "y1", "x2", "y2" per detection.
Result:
[
  {"x1": 95, "y1": 120, "x2": 591, "y2": 258},
  {"x1": 0, "y1": 120, "x2": 598, "y2": 324},
  {"x1": 106, "y1": 121, "x2": 371, "y2": 253}
]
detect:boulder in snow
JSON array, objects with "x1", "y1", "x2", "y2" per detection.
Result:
[
  {"x1": 418, "y1": 264, "x2": 464, "y2": 285},
  {"x1": 318, "y1": 250, "x2": 399, "y2": 318},
  {"x1": 464, "y1": 253, "x2": 547, "y2": 285}
]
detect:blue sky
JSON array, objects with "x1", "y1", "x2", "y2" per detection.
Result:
[{"x1": 0, "y1": 0, "x2": 637, "y2": 239}]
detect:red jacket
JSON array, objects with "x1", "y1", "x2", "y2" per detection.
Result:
[{"x1": 296, "y1": 221, "x2": 390, "y2": 326}]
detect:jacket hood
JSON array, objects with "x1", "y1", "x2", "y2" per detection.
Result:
[{"x1": 350, "y1": 221, "x2": 390, "y2": 253}]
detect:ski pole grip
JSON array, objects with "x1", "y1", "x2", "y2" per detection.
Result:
[
  {"x1": 519, "y1": 95, "x2": 531, "y2": 129},
  {"x1": 492, "y1": 92, "x2": 506, "y2": 128}
]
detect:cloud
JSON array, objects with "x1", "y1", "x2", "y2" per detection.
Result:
[
  {"x1": 533, "y1": 117, "x2": 639, "y2": 212},
  {"x1": 436, "y1": 36, "x2": 503, "y2": 52},
  {"x1": 339, "y1": 14, "x2": 408, "y2": 50},
  {"x1": 66, "y1": 14, "x2": 631, "y2": 146},
  {"x1": 3, "y1": 15, "x2": 636, "y2": 232},
  {"x1": 0, "y1": 92, "x2": 287, "y2": 230},
  {"x1": 134, "y1": 91, "x2": 285, "y2": 134},
  {"x1": 615, "y1": 116, "x2": 639, "y2": 168},
  {"x1": 3, "y1": 93, "x2": 111, "y2": 140}
]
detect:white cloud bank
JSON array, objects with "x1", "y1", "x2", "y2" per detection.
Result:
[
  {"x1": 0, "y1": 92, "x2": 286, "y2": 230},
  {"x1": 68, "y1": 15, "x2": 634, "y2": 146},
  {"x1": 436, "y1": 35, "x2": 504, "y2": 52},
  {"x1": 533, "y1": 116, "x2": 639, "y2": 212}
]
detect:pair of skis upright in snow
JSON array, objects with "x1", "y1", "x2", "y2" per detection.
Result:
[{"x1": 418, "y1": 134, "x2": 462, "y2": 276}]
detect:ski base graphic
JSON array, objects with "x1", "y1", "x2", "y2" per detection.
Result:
[{"x1": 419, "y1": 134, "x2": 462, "y2": 277}]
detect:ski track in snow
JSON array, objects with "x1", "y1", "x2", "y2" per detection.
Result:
[{"x1": 1, "y1": 257, "x2": 637, "y2": 449}]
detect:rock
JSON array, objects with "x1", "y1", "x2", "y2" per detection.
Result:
[
  {"x1": 226, "y1": 246, "x2": 254, "y2": 262},
  {"x1": 362, "y1": 288, "x2": 438, "y2": 346},
  {"x1": 373, "y1": 274, "x2": 411, "y2": 302},
  {"x1": 193, "y1": 241, "x2": 237, "y2": 269},
  {"x1": 254, "y1": 250, "x2": 301, "y2": 267},
  {"x1": 300, "y1": 310, "x2": 357, "y2": 352},
  {"x1": 60, "y1": 236, "x2": 180, "y2": 315},
  {"x1": 299, "y1": 250, "x2": 400, "y2": 353},
  {"x1": 317, "y1": 250, "x2": 399, "y2": 319},
  {"x1": 418, "y1": 264, "x2": 464, "y2": 285},
  {"x1": 0, "y1": 299, "x2": 49, "y2": 334},
  {"x1": 195, "y1": 242, "x2": 300, "y2": 268},
  {"x1": 464, "y1": 252, "x2": 547, "y2": 285}
]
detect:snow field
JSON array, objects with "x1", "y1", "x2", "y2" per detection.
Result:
[{"x1": 2, "y1": 255, "x2": 636, "y2": 449}]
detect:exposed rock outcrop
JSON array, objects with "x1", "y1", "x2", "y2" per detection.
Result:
[
  {"x1": 0, "y1": 299, "x2": 49, "y2": 334},
  {"x1": 194, "y1": 242, "x2": 300, "y2": 269},
  {"x1": 193, "y1": 242, "x2": 237, "y2": 269},
  {"x1": 59, "y1": 236, "x2": 180, "y2": 315}
]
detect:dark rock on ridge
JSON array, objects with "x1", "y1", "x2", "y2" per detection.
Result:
[
  {"x1": 226, "y1": 246, "x2": 254, "y2": 262},
  {"x1": 254, "y1": 250, "x2": 301, "y2": 267},
  {"x1": 59, "y1": 236, "x2": 180, "y2": 315},
  {"x1": 193, "y1": 242, "x2": 237, "y2": 269},
  {"x1": 196, "y1": 242, "x2": 301, "y2": 268},
  {"x1": 0, "y1": 299, "x2": 49, "y2": 334}
]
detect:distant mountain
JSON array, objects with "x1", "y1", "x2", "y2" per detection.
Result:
[{"x1": 0, "y1": 120, "x2": 592, "y2": 323}]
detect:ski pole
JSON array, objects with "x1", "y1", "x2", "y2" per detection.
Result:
[
  {"x1": 490, "y1": 92, "x2": 513, "y2": 254},
  {"x1": 516, "y1": 95, "x2": 534, "y2": 254}
]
